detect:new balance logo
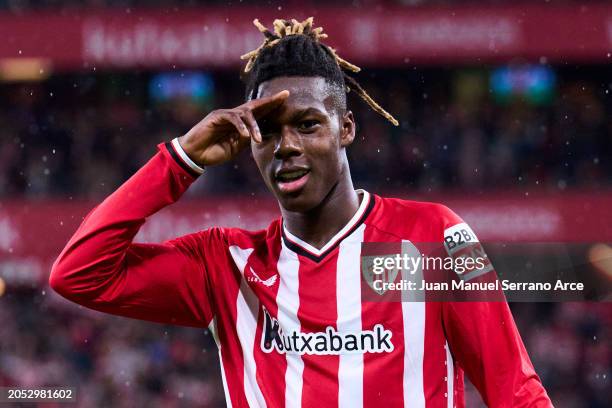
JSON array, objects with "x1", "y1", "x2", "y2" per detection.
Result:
[
  {"x1": 247, "y1": 267, "x2": 278, "y2": 287},
  {"x1": 261, "y1": 308, "x2": 394, "y2": 355}
]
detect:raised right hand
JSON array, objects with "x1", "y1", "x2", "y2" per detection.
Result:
[{"x1": 177, "y1": 90, "x2": 289, "y2": 167}]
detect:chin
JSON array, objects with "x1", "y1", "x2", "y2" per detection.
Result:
[
  {"x1": 277, "y1": 195, "x2": 314, "y2": 213},
  {"x1": 273, "y1": 189, "x2": 322, "y2": 213}
]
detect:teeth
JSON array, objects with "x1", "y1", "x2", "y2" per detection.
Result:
[{"x1": 278, "y1": 170, "x2": 307, "y2": 181}]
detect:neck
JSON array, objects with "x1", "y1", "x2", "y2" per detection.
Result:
[{"x1": 281, "y1": 168, "x2": 360, "y2": 250}]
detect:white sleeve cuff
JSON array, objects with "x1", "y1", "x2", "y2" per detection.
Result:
[{"x1": 171, "y1": 137, "x2": 205, "y2": 175}]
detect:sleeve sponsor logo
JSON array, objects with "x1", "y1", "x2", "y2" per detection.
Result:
[
  {"x1": 443, "y1": 222, "x2": 479, "y2": 254},
  {"x1": 444, "y1": 222, "x2": 494, "y2": 281}
]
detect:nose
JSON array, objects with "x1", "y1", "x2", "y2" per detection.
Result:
[{"x1": 274, "y1": 126, "x2": 302, "y2": 160}]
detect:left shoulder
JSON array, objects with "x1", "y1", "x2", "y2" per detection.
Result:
[
  {"x1": 374, "y1": 194, "x2": 464, "y2": 226},
  {"x1": 370, "y1": 194, "x2": 473, "y2": 242}
]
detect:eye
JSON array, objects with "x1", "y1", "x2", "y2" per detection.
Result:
[
  {"x1": 297, "y1": 120, "x2": 320, "y2": 131},
  {"x1": 259, "y1": 120, "x2": 278, "y2": 140}
]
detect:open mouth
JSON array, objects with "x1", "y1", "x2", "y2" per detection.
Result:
[{"x1": 275, "y1": 169, "x2": 311, "y2": 194}]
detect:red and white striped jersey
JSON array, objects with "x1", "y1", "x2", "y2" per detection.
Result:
[{"x1": 50, "y1": 141, "x2": 552, "y2": 408}]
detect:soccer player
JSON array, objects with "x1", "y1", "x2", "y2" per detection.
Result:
[{"x1": 50, "y1": 18, "x2": 552, "y2": 407}]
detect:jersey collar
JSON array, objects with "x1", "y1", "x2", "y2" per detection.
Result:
[{"x1": 281, "y1": 190, "x2": 375, "y2": 262}]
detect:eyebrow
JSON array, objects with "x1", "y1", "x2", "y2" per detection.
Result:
[{"x1": 288, "y1": 107, "x2": 327, "y2": 121}]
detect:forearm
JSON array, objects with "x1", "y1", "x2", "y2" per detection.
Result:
[
  {"x1": 49, "y1": 140, "x2": 202, "y2": 302},
  {"x1": 443, "y1": 301, "x2": 552, "y2": 407}
]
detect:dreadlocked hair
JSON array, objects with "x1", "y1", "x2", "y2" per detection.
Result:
[{"x1": 240, "y1": 17, "x2": 399, "y2": 126}]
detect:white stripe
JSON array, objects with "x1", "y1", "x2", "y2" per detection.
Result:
[
  {"x1": 283, "y1": 190, "x2": 370, "y2": 256},
  {"x1": 208, "y1": 318, "x2": 233, "y2": 408},
  {"x1": 445, "y1": 342, "x2": 454, "y2": 408},
  {"x1": 229, "y1": 246, "x2": 267, "y2": 408},
  {"x1": 171, "y1": 137, "x2": 205, "y2": 174},
  {"x1": 400, "y1": 240, "x2": 426, "y2": 408},
  {"x1": 276, "y1": 243, "x2": 304, "y2": 408},
  {"x1": 401, "y1": 301, "x2": 426, "y2": 408},
  {"x1": 336, "y1": 224, "x2": 365, "y2": 408}
]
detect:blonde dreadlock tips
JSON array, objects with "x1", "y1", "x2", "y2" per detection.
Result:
[
  {"x1": 253, "y1": 19, "x2": 268, "y2": 34},
  {"x1": 241, "y1": 17, "x2": 399, "y2": 126}
]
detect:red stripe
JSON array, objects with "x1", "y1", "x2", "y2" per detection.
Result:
[
  {"x1": 297, "y1": 254, "x2": 340, "y2": 407},
  {"x1": 454, "y1": 366, "x2": 465, "y2": 408},
  {"x1": 361, "y1": 225, "x2": 406, "y2": 407},
  {"x1": 423, "y1": 303, "x2": 449, "y2": 407}
]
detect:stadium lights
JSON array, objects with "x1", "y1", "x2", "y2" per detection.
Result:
[{"x1": 0, "y1": 58, "x2": 52, "y2": 82}]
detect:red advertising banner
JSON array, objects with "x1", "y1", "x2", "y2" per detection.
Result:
[
  {"x1": 0, "y1": 4, "x2": 611, "y2": 70},
  {"x1": 1, "y1": 192, "x2": 610, "y2": 286}
]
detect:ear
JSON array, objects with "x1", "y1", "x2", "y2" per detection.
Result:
[{"x1": 339, "y1": 110, "x2": 356, "y2": 148}]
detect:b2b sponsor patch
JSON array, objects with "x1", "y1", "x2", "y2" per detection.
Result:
[
  {"x1": 443, "y1": 222, "x2": 493, "y2": 281},
  {"x1": 444, "y1": 223, "x2": 479, "y2": 254}
]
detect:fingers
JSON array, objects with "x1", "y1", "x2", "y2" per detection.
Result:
[
  {"x1": 212, "y1": 109, "x2": 264, "y2": 146},
  {"x1": 212, "y1": 111, "x2": 250, "y2": 139},
  {"x1": 207, "y1": 90, "x2": 289, "y2": 148},
  {"x1": 240, "y1": 109, "x2": 262, "y2": 143},
  {"x1": 245, "y1": 90, "x2": 290, "y2": 118}
]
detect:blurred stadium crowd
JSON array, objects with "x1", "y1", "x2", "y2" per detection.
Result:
[
  {"x1": 0, "y1": 292, "x2": 226, "y2": 407},
  {"x1": 1, "y1": 293, "x2": 610, "y2": 407},
  {"x1": 0, "y1": 67, "x2": 609, "y2": 199}
]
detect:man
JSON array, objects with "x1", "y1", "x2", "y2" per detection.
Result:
[{"x1": 50, "y1": 18, "x2": 552, "y2": 407}]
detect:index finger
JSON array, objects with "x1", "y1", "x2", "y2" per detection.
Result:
[{"x1": 243, "y1": 90, "x2": 290, "y2": 117}]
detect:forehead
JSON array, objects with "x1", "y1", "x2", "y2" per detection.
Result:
[{"x1": 256, "y1": 76, "x2": 337, "y2": 114}]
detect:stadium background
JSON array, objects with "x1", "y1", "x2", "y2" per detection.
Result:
[{"x1": 0, "y1": 1, "x2": 611, "y2": 407}]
